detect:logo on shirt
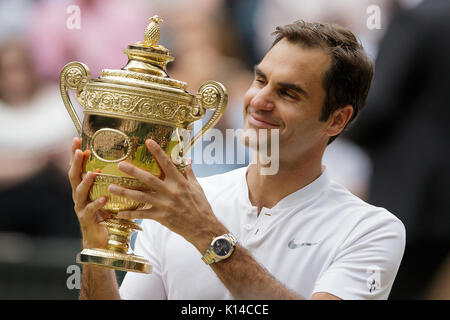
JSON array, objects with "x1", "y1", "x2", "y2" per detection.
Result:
[{"x1": 288, "y1": 238, "x2": 320, "y2": 249}]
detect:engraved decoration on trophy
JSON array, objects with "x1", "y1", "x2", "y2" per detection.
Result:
[{"x1": 59, "y1": 15, "x2": 227, "y2": 273}]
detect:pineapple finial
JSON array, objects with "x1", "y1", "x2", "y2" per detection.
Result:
[{"x1": 144, "y1": 15, "x2": 163, "y2": 47}]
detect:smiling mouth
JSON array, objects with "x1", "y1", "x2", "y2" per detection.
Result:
[{"x1": 247, "y1": 113, "x2": 280, "y2": 128}]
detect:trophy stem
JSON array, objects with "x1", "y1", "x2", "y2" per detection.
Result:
[
  {"x1": 76, "y1": 218, "x2": 152, "y2": 274},
  {"x1": 102, "y1": 218, "x2": 139, "y2": 254}
]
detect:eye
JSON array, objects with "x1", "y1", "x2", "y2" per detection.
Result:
[
  {"x1": 254, "y1": 77, "x2": 266, "y2": 86},
  {"x1": 279, "y1": 88, "x2": 298, "y2": 101}
]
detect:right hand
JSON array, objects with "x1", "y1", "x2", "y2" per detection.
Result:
[{"x1": 68, "y1": 137, "x2": 110, "y2": 249}]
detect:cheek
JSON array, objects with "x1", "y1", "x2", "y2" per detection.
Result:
[
  {"x1": 242, "y1": 88, "x2": 254, "y2": 121},
  {"x1": 242, "y1": 85, "x2": 259, "y2": 108},
  {"x1": 280, "y1": 111, "x2": 317, "y2": 141}
]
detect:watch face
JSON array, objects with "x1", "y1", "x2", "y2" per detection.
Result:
[{"x1": 212, "y1": 238, "x2": 232, "y2": 257}]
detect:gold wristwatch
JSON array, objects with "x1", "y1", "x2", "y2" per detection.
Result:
[{"x1": 202, "y1": 233, "x2": 237, "y2": 265}]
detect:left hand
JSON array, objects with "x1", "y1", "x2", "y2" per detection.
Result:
[{"x1": 108, "y1": 139, "x2": 228, "y2": 247}]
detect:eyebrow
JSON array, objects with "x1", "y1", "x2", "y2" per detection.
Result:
[
  {"x1": 254, "y1": 65, "x2": 266, "y2": 78},
  {"x1": 254, "y1": 65, "x2": 309, "y2": 98}
]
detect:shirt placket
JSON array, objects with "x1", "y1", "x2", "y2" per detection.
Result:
[
  {"x1": 241, "y1": 206, "x2": 257, "y2": 246},
  {"x1": 241, "y1": 207, "x2": 273, "y2": 247}
]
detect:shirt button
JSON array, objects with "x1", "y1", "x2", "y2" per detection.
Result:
[
  {"x1": 244, "y1": 224, "x2": 252, "y2": 231},
  {"x1": 246, "y1": 209, "x2": 252, "y2": 216}
]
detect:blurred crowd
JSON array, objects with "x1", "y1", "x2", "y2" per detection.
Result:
[{"x1": 0, "y1": 0, "x2": 448, "y2": 299}]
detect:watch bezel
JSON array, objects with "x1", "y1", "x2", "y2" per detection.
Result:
[{"x1": 211, "y1": 236, "x2": 233, "y2": 259}]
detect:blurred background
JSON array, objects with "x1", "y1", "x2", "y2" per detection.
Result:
[{"x1": 0, "y1": 0, "x2": 448, "y2": 299}]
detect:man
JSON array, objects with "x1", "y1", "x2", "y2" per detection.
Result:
[
  {"x1": 69, "y1": 21, "x2": 405, "y2": 300},
  {"x1": 347, "y1": 0, "x2": 450, "y2": 299}
]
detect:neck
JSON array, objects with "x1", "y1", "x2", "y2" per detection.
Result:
[{"x1": 246, "y1": 149, "x2": 324, "y2": 214}]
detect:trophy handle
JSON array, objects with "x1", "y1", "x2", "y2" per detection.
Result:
[
  {"x1": 59, "y1": 62, "x2": 91, "y2": 136},
  {"x1": 185, "y1": 80, "x2": 228, "y2": 154}
]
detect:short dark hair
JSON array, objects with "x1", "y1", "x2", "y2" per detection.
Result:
[{"x1": 272, "y1": 21, "x2": 374, "y2": 143}]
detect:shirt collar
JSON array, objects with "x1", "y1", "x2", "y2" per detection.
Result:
[{"x1": 239, "y1": 165, "x2": 331, "y2": 212}]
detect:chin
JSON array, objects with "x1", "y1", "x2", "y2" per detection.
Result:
[{"x1": 239, "y1": 126, "x2": 278, "y2": 151}]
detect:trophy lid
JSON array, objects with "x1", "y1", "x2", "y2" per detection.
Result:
[
  {"x1": 99, "y1": 15, "x2": 188, "y2": 91},
  {"x1": 68, "y1": 15, "x2": 227, "y2": 130}
]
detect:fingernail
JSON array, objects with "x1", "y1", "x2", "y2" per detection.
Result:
[
  {"x1": 99, "y1": 196, "x2": 107, "y2": 203},
  {"x1": 146, "y1": 139, "x2": 155, "y2": 148},
  {"x1": 108, "y1": 184, "x2": 118, "y2": 192},
  {"x1": 118, "y1": 162, "x2": 127, "y2": 170}
]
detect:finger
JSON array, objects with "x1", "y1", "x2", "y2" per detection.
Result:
[
  {"x1": 81, "y1": 149, "x2": 90, "y2": 172},
  {"x1": 183, "y1": 164, "x2": 201, "y2": 189},
  {"x1": 108, "y1": 184, "x2": 167, "y2": 209},
  {"x1": 68, "y1": 149, "x2": 84, "y2": 190},
  {"x1": 117, "y1": 161, "x2": 166, "y2": 193},
  {"x1": 95, "y1": 210, "x2": 111, "y2": 223},
  {"x1": 71, "y1": 137, "x2": 82, "y2": 160},
  {"x1": 74, "y1": 171, "x2": 96, "y2": 206},
  {"x1": 70, "y1": 137, "x2": 82, "y2": 168},
  {"x1": 117, "y1": 207, "x2": 165, "y2": 220},
  {"x1": 184, "y1": 163, "x2": 197, "y2": 182},
  {"x1": 146, "y1": 139, "x2": 181, "y2": 180},
  {"x1": 81, "y1": 196, "x2": 107, "y2": 220}
]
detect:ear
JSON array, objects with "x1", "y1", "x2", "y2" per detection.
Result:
[{"x1": 325, "y1": 105, "x2": 354, "y2": 138}]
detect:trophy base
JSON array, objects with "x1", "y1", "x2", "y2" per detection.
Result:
[{"x1": 77, "y1": 248, "x2": 152, "y2": 274}]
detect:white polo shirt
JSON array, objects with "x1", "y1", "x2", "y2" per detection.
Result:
[{"x1": 119, "y1": 166, "x2": 405, "y2": 300}]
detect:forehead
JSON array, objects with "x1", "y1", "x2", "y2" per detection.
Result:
[{"x1": 259, "y1": 38, "x2": 331, "y2": 90}]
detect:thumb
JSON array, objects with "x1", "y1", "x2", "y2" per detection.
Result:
[{"x1": 183, "y1": 159, "x2": 196, "y2": 181}]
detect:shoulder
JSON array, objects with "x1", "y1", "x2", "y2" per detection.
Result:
[
  {"x1": 312, "y1": 181, "x2": 406, "y2": 299},
  {"x1": 326, "y1": 179, "x2": 406, "y2": 247}
]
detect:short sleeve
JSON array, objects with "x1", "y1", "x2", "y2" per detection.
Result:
[
  {"x1": 119, "y1": 220, "x2": 167, "y2": 300},
  {"x1": 312, "y1": 212, "x2": 406, "y2": 300}
]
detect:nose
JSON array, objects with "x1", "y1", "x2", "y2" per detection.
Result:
[{"x1": 249, "y1": 86, "x2": 275, "y2": 111}]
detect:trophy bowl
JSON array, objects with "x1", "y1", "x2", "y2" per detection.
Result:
[{"x1": 59, "y1": 16, "x2": 227, "y2": 273}]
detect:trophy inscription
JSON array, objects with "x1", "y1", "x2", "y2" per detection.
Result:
[{"x1": 59, "y1": 15, "x2": 227, "y2": 273}]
